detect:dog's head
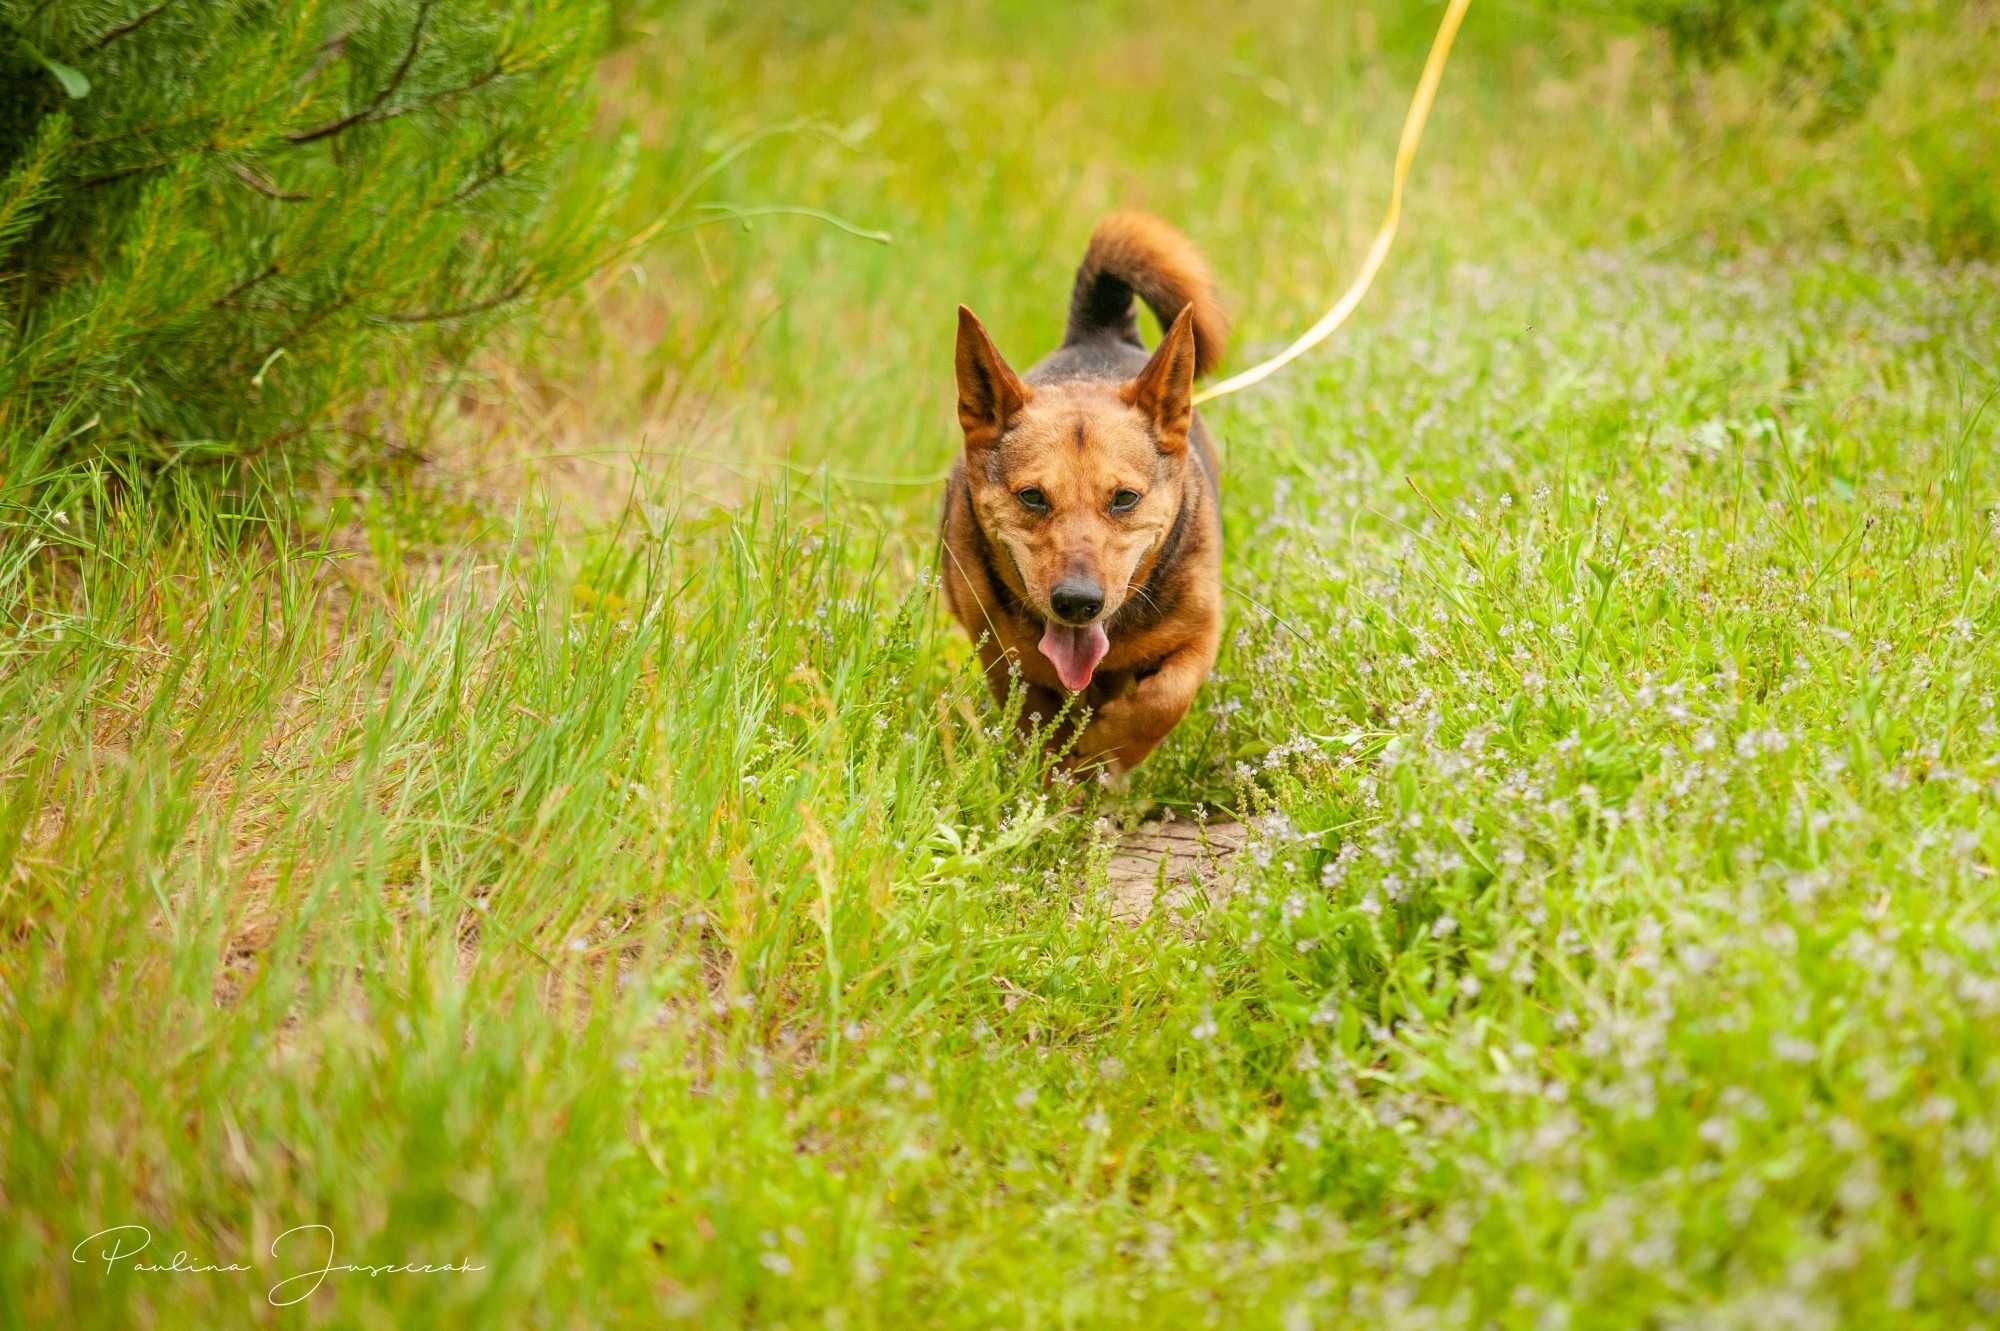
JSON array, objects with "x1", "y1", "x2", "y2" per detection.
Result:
[{"x1": 953, "y1": 304, "x2": 1199, "y2": 691}]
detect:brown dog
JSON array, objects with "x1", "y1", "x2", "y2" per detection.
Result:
[{"x1": 941, "y1": 212, "x2": 1226, "y2": 775}]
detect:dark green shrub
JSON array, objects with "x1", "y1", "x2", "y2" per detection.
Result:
[
  {"x1": 0, "y1": 1, "x2": 614, "y2": 470},
  {"x1": 1595, "y1": 0, "x2": 1905, "y2": 131},
  {"x1": 1901, "y1": 114, "x2": 2000, "y2": 260}
]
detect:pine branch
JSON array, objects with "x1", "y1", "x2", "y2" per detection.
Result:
[
  {"x1": 303, "y1": 32, "x2": 350, "y2": 86},
  {"x1": 269, "y1": 290, "x2": 361, "y2": 351},
  {"x1": 383, "y1": 55, "x2": 516, "y2": 116},
  {"x1": 211, "y1": 262, "x2": 280, "y2": 308},
  {"x1": 448, "y1": 150, "x2": 514, "y2": 204},
  {"x1": 229, "y1": 163, "x2": 311, "y2": 203},
  {"x1": 287, "y1": 55, "x2": 520, "y2": 148},
  {"x1": 5, "y1": 0, "x2": 608, "y2": 464},
  {"x1": 75, "y1": 155, "x2": 188, "y2": 189},
  {"x1": 376, "y1": 275, "x2": 531, "y2": 325},
  {"x1": 83, "y1": 1, "x2": 179, "y2": 55},
  {"x1": 285, "y1": 0, "x2": 435, "y2": 146}
]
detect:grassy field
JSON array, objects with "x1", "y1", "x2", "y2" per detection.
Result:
[{"x1": 6, "y1": 1, "x2": 2000, "y2": 1326}]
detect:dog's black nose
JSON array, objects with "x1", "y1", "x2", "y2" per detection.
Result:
[{"x1": 1049, "y1": 580, "x2": 1104, "y2": 624}]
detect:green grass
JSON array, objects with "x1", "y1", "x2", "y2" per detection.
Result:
[{"x1": 6, "y1": 1, "x2": 2000, "y2": 1326}]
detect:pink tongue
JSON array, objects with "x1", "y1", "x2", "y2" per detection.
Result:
[{"x1": 1038, "y1": 621, "x2": 1110, "y2": 692}]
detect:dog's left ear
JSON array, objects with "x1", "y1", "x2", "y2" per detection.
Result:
[
  {"x1": 955, "y1": 306, "x2": 1031, "y2": 448},
  {"x1": 1121, "y1": 305, "x2": 1197, "y2": 453}
]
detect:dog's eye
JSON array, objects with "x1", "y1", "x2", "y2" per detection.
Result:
[
  {"x1": 1110, "y1": 489, "x2": 1142, "y2": 513},
  {"x1": 1016, "y1": 488, "x2": 1049, "y2": 513}
]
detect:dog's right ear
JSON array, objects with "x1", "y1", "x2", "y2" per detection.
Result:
[{"x1": 955, "y1": 306, "x2": 1031, "y2": 448}]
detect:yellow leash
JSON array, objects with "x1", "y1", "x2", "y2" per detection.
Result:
[{"x1": 1193, "y1": 0, "x2": 1473, "y2": 407}]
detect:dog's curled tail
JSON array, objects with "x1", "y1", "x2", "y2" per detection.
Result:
[{"x1": 1065, "y1": 212, "x2": 1227, "y2": 377}]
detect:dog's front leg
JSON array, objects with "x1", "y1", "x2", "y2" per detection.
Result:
[{"x1": 1068, "y1": 631, "x2": 1219, "y2": 775}]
